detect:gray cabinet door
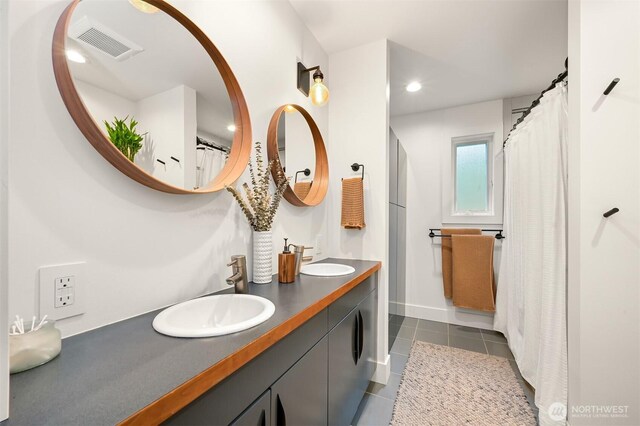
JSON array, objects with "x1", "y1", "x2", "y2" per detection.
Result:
[
  {"x1": 356, "y1": 289, "x2": 377, "y2": 394},
  {"x1": 389, "y1": 128, "x2": 399, "y2": 205},
  {"x1": 230, "y1": 390, "x2": 270, "y2": 426},
  {"x1": 397, "y1": 141, "x2": 407, "y2": 207},
  {"x1": 328, "y1": 308, "x2": 361, "y2": 426},
  {"x1": 388, "y1": 204, "x2": 398, "y2": 315},
  {"x1": 270, "y1": 337, "x2": 328, "y2": 426}
]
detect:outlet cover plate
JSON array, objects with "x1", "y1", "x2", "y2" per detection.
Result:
[{"x1": 39, "y1": 262, "x2": 86, "y2": 320}]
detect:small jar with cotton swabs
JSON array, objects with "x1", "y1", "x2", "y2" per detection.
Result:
[{"x1": 9, "y1": 315, "x2": 61, "y2": 374}]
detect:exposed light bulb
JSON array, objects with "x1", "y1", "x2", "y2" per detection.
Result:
[
  {"x1": 406, "y1": 81, "x2": 422, "y2": 92},
  {"x1": 310, "y1": 78, "x2": 329, "y2": 107},
  {"x1": 227, "y1": 124, "x2": 236, "y2": 132},
  {"x1": 128, "y1": 0, "x2": 160, "y2": 14},
  {"x1": 66, "y1": 49, "x2": 86, "y2": 64}
]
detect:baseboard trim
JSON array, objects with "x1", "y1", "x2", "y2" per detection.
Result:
[
  {"x1": 371, "y1": 354, "x2": 390, "y2": 385},
  {"x1": 391, "y1": 302, "x2": 495, "y2": 330}
]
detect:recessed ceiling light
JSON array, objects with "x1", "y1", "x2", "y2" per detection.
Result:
[
  {"x1": 406, "y1": 82, "x2": 422, "y2": 92},
  {"x1": 66, "y1": 49, "x2": 86, "y2": 64},
  {"x1": 128, "y1": 0, "x2": 160, "y2": 14},
  {"x1": 227, "y1": 124, "x2": 236, "y2": 132}
]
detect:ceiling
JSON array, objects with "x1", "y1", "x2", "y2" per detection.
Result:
[{"x1": 289, "y1": 0, "x2": 568, "y2": 116}]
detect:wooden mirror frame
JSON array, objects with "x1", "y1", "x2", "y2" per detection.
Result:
[
  {"x1": 52, "y1": 0, "x2": 252, "y2": 194},
  {"x1": 267, "y1": 104, "x2": 328, "y2": 207}
]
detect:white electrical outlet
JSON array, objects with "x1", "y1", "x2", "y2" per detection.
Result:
[
  {"x1": 40, "y1": 263, "x2": 86, "y2": 320},
  {"x1": 54, "y1": 276, "x2": 75, "y2": 308}
]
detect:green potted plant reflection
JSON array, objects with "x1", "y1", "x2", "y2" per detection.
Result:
[{"x1": 104, "y1": 116, "x2": 146, "y2": 162}]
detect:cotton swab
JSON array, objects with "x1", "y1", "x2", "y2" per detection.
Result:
[
  {"x1": 31, "y1": 316, "x2": 36, "y2": 332},
  {"x1": 11, "y1": 325, "x2": 16, "y2": 335},
  {"x1": 34, "y1": 315, "x2": 48, "y2": 331}
]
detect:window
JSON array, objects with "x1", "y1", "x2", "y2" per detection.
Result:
[{"x1": 452, "y1": 134, "x2": 493, "y2": 215}]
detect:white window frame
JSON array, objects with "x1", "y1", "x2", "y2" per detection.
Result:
[
  {"x1": 452, "y1": 134, "x2": 493, "y2": 215},
  {"x1": 442, "y1": 132, "x2": 503, "y2": 225}
]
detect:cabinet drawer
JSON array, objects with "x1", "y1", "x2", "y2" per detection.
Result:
[{"x1": 328, "y1": 274, "x2": 376, "y2": 330}]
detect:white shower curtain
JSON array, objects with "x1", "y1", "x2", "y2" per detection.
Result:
[
  {"x1": 196, "y1": 147, "x2": 227, "y2": 188},
  {"x1": 494, "y1": 83, "x2": 568, "y2": 425}
]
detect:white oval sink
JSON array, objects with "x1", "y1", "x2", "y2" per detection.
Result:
[
  {"x1": 300, "y1": 263, "x2": 356, "y2": 277},
  {"x1": 153, "y1": 294, "x2": 275, "y2": 338}
]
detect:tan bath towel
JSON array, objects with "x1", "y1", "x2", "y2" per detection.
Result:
[
  {"x1": 441, "y1": 228, "x2": 482, "y2": 299},
  {"x1": 294, "y1": 181, "x2": 312, "y2": 200},
  {"x1": 451, "y1": 235, "x2": 496, "y2": 312},
  {"x1": 341, "y1": 178, "x2": 365, "y2": 229}
]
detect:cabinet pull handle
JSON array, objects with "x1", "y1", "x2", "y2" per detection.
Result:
[
  {"x1": 358, "y1": 310, "x2": 364, "y2": 360},
  {"x1": 353, "y1": 313, "x2": 359, "y2": 365},
  {"x1": 276, "y1": 394, "x2": 286, "y2": 426},
  {"x1": 259, "y1": 409, "x2": 266, "y2": 426}
]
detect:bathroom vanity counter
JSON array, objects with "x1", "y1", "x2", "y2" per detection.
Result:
[{"x1": 5, "y1": 258, "x2": 380, "y2": 426}]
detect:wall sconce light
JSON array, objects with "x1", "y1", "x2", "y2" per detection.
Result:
[{"x1": 297, "y1": 62, "x2": 329, "y2": 106}]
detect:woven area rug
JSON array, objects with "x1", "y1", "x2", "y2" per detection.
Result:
[{"x1": 391, "y1": 341, "x2": 536, "y2": 425}]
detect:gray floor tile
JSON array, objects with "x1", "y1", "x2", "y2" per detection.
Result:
[
  {"x1": 390, "y1": 353, "x2": 409, "y2": 374},
  {"x1": 449, "y1": 334, "x2": 487, "y2": 354},
  {"x1": 366, "y1": 373, "x2": 402, "y2": 401},
  {"x1": 416, "y1": 319, "x2": 448, "y2": 334},
  {"x1": 396, "y1": 325, "x2": 416, "y2": 340},
  {"x1": 486, "y1": 341, "x2": 514, "y2": 359},
  {"x1": 390, "y1": 337, "x2": 412, "y2": 356},
  {"x1": 389, "y1": 323, "x2": 401, "y2": 339},
  {"x1": 396, "y1": 316, "x2": 418, "y2": 328},
  {"x1": 352, "y1": 393, "x2": 395, "y2": 426},
  {"x1": 415, "y1": 329, "x2": 448, "y2": 345},
  {"x1": 449, "y1": 324, "x2": 483, "y2": 340},
  {"x1": 481, "y1": 329, "x2": 508, "y2": 343}
]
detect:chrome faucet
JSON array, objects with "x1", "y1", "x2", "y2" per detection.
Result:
[
  {"x1": 291, "y1": 245, "x2": 314, "y2": 275},
  {"x1": 226, "y1": 255, "x2": 248, "y2": 294}
]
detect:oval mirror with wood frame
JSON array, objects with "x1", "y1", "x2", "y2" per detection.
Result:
[
  {"x1": 267, "y1": 104, "x2": 328, "y2": 207},
  {"x1": 52, "y1": 0, "x2": 252, "y2": 194}
]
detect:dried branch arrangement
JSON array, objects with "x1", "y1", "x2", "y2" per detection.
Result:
[{"x1": 226, "y1": 141, "x2": 289, "y2": 231}]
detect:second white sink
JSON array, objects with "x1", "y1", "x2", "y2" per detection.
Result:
[
  {"x1": 300, "y1": 263, "x2": 356, "y2": 277},
  {"x1": 153, "y1": 294, "x2": 275, "y2": 338}
]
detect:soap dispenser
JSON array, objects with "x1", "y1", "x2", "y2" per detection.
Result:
[{"x1": 278, "y1": 238, "x2": 296, "y2": 283}]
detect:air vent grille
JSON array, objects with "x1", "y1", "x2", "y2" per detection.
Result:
[
  {"x1": 77, "y1": 27, "x2": 131, "y2": 58},
  {"x1": 69, "y1": 16, "x2": 143, "y2": 61}
]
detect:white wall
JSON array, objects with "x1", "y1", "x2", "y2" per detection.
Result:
[
  {"x1": 328, "y1": 39, "x2": 390, "y2": 382},
  {"x1": 0, "y1": 0, "x2": 9, "y2": 420},
  {"x1": 568, "y1": 0, "x2": 640, "y2": 424},
  {"x1": 136, "y1": 85, "x2": 196, "y2": 188},
  {"x1": 6, "y1": 0, "x2": 328, "y2": 342},
  {"x1": 390, "y1": 99, "x2": 504, "y2": 329},
  {"x1": 75, "y1": 80, "x2": 137, "y2": 128}
]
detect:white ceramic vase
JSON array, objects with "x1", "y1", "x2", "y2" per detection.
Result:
[{"x1": 252, "y1": 230, "x2": 273, "y2": 284}]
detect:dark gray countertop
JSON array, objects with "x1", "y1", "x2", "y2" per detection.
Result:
[{"x1": 4, "y1": 258, "x2": 379, "y2": 426}]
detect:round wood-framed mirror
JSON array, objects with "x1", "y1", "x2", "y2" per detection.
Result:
[
  {"x1": 52, "y1": 0, "x2": 252, "y2": 194},
  {"x1": 267, "y1": 104, "x2": 328, "y2": 207}
]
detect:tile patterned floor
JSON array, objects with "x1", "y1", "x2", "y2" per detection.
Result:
[{"x1": 352, "y1": 316, "x2": 538, "y2": 425}]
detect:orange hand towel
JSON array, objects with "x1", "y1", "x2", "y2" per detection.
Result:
[
  {"x1": 451, "y1": 234, "x2": 496, "y2": 312},
  {"x1": 293, "y1": 181, "x2": 312, "y2": 200},
  {"x1": 341, "y1": 178, "x2": 365, "y2": 229},
  {"x1": 441, "y1": 228, "x2": 482, "y2": 299}
]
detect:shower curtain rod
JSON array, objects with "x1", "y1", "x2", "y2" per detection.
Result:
[
  {"x1": 504, "y1": 58, "x2": 568, "y2": 147},
  {"x1": 196, "y1": 136, "x2": 230, "y2": 153}
]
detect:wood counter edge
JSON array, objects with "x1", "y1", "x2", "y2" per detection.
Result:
[{"x1": 119, "y1": 261, "x2": 381, "y2": 425}]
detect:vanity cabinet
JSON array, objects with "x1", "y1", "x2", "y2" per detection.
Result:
[
  {"x1": 328, "y1": 289, "x2": 377, "y2": 426},
  {"x1": 165, "y1": 275, "x2": 377, "y2": 426}
]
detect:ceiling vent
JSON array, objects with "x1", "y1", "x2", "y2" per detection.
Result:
[{"x1": 69, "y1": 16, "x2": 143, "y2": 61}]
